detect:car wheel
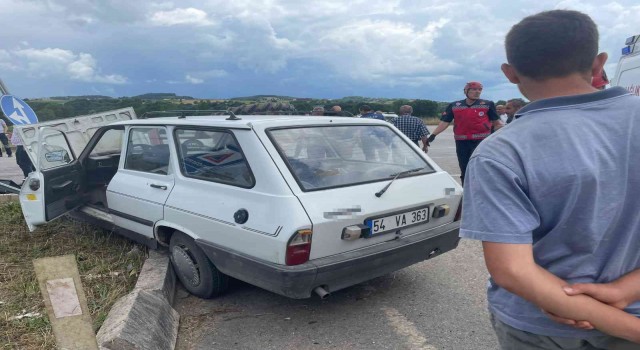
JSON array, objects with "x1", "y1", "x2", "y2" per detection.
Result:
[{"x1": 169, "y1": 232, "x2": 228, "y2": 298}]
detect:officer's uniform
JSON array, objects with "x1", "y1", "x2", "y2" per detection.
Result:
[{"x1": 441, "y1": 99, "x2": 499, "y2": 183}]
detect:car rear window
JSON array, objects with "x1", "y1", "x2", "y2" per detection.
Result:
[
  {"x1": 174, "y1": 128, "x2": 254, "y2": 188},
  {"x1": 268, "y1": 125, "x2": 434, "y2": 191}
]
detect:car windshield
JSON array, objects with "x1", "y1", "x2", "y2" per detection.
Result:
[{"x1": 268, "y1": 125, "x2": 434, "y2": 191}]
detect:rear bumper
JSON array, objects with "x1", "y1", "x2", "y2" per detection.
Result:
[{"x1": 196, "y1": 221, "x2": 460, "y2": 299}]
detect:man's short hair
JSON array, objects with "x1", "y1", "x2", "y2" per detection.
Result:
[
  {"x1": 311, "y1": 106, "x2": 325, "y2": 116},
  {"x1": 399, "y1": 105, "x2": 413, "y2": 115},
  {"x1": 505, "y1": 10, "x2": 598, "y2": 79},
  {"x1": 507, "y1": 98, "x2": 526, "y2": 109},
  {"x1": 331, "y1": 105, "x2": 342, "y2": 112},
  {"x1": 359, "y1": 105, "x2": 372, "y2": 112}
]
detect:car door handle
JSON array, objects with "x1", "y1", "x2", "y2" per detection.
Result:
[
  {"x1": 52, "y1": 180, "x2": 73, "y2": 190},
  {"x1": 150, "y1": 184, "x2": 167, "y2": 190}
]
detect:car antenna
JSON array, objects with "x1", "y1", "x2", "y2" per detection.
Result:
[{"x1": 226, "y1": 110, "x2": 242, "y2": 120}]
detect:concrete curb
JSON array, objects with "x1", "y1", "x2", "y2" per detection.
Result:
[
  {"x1": 97, "y1": 249, "x2": 179, "y2": 350},
  {"x1": 0, "y1": 194, "x2": 18, "y2": 203}
]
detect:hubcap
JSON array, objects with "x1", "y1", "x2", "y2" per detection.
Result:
[{"x1": 172, "y1": 245, "x2": 200, "y2": 286}]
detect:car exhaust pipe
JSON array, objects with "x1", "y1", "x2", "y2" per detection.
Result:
[{"x1": 314, "y1": 286, "x2": 330, "y2": 299}]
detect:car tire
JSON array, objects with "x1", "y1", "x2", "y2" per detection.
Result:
[{"x1": 169, "y1": 232, "x2": 228, "y2": 298}]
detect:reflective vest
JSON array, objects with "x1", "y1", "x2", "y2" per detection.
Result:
[{"x1": 451, "y1": 100, "x2": 492, "y2": 140}]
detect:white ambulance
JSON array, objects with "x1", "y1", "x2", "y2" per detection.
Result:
[{"x1": 612, "y1": 34, "x2": 640, "y2": 94}]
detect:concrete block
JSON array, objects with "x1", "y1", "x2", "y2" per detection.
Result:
[
  {"x1": 0, "y1": 194, "x2": 18, "y2": 203},
  {"x1": 97, "y1": 249, "x2": 179, "y2": 350},
  {"x1": 33, "y1": 255, "x2": 98, "y2": 349},
  {"x1": 96, "y1": 290, "x2": 179, "y2": 350},
  {"x1": 134, "y1": 250, "x2": 176, "y2": 304}
]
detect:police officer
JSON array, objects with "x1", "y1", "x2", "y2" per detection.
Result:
[{"x1": 427, "y1": 81, "x2": 502, "y2": 184}]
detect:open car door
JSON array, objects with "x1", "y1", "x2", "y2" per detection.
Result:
[{"x1": 19, "y1": 127, "x2": 86, "y2": 231}]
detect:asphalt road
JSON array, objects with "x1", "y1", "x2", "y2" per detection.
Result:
[{"x1": 174, "y1": 126, "x2": 499, "y2": 350}]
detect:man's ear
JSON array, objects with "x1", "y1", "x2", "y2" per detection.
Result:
[
  {"x1": 591, "y1": 52, "x2": 608, "y2": 77},
  {"x1": 501, "y1": 63, "x2": 520, "y2": 84}
]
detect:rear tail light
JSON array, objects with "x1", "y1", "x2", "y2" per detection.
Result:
[
  {"x1": 454, "y1": 197, "x2": 463, "y2": 222},
  {"x1": 286, "y1": 229, "x2": 312, "y2": 265}
]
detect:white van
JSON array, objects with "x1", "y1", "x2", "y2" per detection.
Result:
[{"x1": 612, "y1": 34, "x2": 640, "y2": 95}]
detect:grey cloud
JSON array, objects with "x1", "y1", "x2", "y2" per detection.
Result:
[{"x1": 7, "y1": 47, "x2": 127, "y2": 84}]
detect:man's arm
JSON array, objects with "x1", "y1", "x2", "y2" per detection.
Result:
[
  {"x1": 484, "y1": 242, "x2": 640, "y2": 343},
  {"x1": 430, "y1": 121, "x2": 450, "y2": 136},
  {"x1": 430, "y1": 106, "x2": 454, "y2": 138},
  {"x1": 546, "y1": 268, "x2": 640, "y2": 329},
  {"x1": 421, "y1": 136, "x2": 428, "y2": 152},
  {"x1": 564, "y1": 269, "x2": 640, "y2": 308}
]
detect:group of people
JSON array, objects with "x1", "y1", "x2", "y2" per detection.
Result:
[{"x1": 310, "y1": 85, "x2": 529, "y2": 187}]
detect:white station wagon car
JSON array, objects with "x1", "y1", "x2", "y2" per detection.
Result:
[{"x1": 19, "y1": 111, "x2": 463, "y2": 299}]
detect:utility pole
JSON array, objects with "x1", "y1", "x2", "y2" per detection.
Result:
[{"x1": 0, "y1": 78, "x2": 9, "y2": 95}]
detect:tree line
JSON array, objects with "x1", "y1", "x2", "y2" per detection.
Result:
[{"x1": 19, "y1": 96, "x2": 507, "y2": 123}]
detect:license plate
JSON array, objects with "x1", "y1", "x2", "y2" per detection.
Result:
[{"x1": 365, "y1": 206, "x2": 430, "y2": 236}]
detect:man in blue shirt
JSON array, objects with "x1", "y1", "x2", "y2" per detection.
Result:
[
  {"x1": 359, "y1": 105, "x2": 384, "y2": 120},
  {"x1": 358, "y1": 105, "x2": 387, "y2": 161},
  {"x1": 460, "y1": 10, "x2": 640, "y2": 348}
]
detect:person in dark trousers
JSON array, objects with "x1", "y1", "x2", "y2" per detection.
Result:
[
  {"x1": 0, "y1": 118, "x2": 12, "y2": 157},
  {"x1": 11, "y1": 131, "x2": 34, "y2": 178},
  {"x1": 460, "y1": 10, "x2": 640, "y2": 348},
  {"x1": 427, "y1": 81, "x2": 502, "y2": 184}
]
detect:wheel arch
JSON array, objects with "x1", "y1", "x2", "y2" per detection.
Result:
[{"x1": 154, "y1": 221, "x2": 200, "y2": 246}]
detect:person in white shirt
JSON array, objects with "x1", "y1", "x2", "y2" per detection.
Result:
[{"x1": 496, "y1": 104, "x2": 508, "y2": 125}]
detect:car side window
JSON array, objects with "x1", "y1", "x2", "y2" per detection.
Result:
[
  {"x1": 124, "y1": 127, "x2": 171, "y2": 175},
  {"x1": 175, "y1": 128, "x2": 254, "y2": 188},
  {"x1": 89, "y1": 128, "x2": 124, "y2": 157}
]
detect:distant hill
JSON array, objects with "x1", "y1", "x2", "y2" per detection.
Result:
[
  {"x1": 48, "y1": 95, "x2": 113, "y2": 100},
  {"x1": 230, "y1": 94, "x2": 300, "y2": 101},
  {"x1": 131, "y1": 93, "x2": 194, "y2": 100}
]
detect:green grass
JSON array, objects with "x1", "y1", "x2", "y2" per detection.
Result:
[{"x1": 0, "y1": 201, "x2": 146, "y2": 349}]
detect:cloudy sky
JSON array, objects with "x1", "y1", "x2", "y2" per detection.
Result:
[{"x1": 0, "y1": 0, "x2": 637, "y2": 102}]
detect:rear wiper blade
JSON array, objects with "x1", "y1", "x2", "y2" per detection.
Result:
[{"x1": 375, "y1": 167, "x2": 424, "y2": 198}]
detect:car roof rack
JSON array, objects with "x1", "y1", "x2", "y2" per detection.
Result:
[{"x1": 140, "y1": 110, "x2": 241, "y2": 120}]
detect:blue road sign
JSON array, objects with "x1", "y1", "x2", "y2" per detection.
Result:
[{"x1": 0, "y1": 95, "x2": 39, "y2": 125}]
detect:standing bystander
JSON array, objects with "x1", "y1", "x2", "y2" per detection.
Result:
[
  {"x1": 504, "y1": 98, "x2": 526, "y2": 124},
  {"x1": 359, "y1": 105, "x2": 388, "y2": 161},
  {"x1": 0, "y1": 118, "x2": 12, "y2": 157},
  {"x1": 426, "y1": 81, "x2": 502, "y2": 184},
  {"x1": 496, "y1": 105, "x2": 508, "y2": 125},
  {"x1": 391, "y1": 105, "x2": 429, "y2": 152},
  {"x1": 460, "y1": 10, "x2": 640, "y2": 348},
  {"x1": 359, "y1": 105, "x2": 384, "y2": 120},
  {"x1": 11, "y1": 130, "x2": 34, "y2": 178},
  {"x1": 311, "y1": 106, "x2": 325, "y2": 116}
]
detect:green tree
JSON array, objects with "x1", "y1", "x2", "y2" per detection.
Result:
[{"x1": 411, "y1": 99, "x2": 439, "y2": 118}]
